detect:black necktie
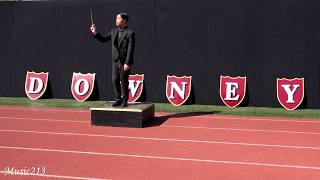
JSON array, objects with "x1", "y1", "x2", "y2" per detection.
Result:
[{"x1": 118, "y1": 29, "x2": 123, "y2": 39}]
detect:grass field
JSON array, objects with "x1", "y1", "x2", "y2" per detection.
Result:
[{"x1": 0, "y1": 97, "x2": 320, "y2": 119}]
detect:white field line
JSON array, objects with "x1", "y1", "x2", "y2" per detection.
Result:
[
  {"x1": 0, "y1": 170, "x2": 109, "y2": 180},
  {"x1": 0, "y1": 145, "x2": 320, "y2": 171},
  {"x1": 161, "y1": 125, "x2": 320, "y2": 135},
  {"x1": 198, "y1": 115, "x2": 320, "y2": 123},
  {"x1": 0, "y1": 106, "x2": 88, "y2": 113},
  {"x1": 1, "y1": 116, "x2": 320, "y2": 135},
  {"x1": 0, "y1": 129, "x2": 320, "y2": 150},
  {"x1": 0, "y1": 116, "x2": 88, "y2": 123}
]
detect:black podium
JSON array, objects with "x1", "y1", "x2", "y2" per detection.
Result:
[{"x1": 90, "y1": 102, "x2": 154, "y2": 128}]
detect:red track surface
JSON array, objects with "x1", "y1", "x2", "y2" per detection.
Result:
[{"x1": 0, "y1": 105, "x2": 320, "y2": 179}]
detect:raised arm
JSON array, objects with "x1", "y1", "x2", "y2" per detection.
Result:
[{"x1": 90, "y1": 24, "x2": 111, "y2": 43}]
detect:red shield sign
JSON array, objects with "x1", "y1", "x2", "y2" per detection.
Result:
[
  {"x1": 277, "y1": 78, "x2": 304, "y2": 110},
  {"x1": 128, "y1": 74, "x2": 144, "y2": 102},
  {"x1": 166, "y1": 75, "x2": 192, "y2": 106},
  {"x1": 25, "y1": 71, "x2": 49, "y2": 100},
  {"x1": 220, "y1": 75, "x2": 246, "y2": 108},
  {"x1": 71, "y1": 72, "x2": 95, "y2": 102}
]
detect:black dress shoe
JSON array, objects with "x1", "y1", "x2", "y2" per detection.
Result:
[
  {"x1": 112, "y1": 99, "x2": 123, "y2": 107},
  {"x1": 121, "y1": 100, "x2": 128, "y2": 107}
]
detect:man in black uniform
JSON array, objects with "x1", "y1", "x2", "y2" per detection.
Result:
[{"x1": 90, "y1": 12, "x2": 135, "y2": 107}]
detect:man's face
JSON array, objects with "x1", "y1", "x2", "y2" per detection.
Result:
[{"x1": 116, "y1": 14, "x2": 126, "y2": 28}]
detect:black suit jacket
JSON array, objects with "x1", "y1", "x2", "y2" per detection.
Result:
[{"x1": 94, "y1": 26, "x2": 135, "y2": 65}]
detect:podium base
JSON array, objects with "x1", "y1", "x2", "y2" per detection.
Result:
[{"x1": 90, "y1": 102, "x2": 154, "y2": 128}]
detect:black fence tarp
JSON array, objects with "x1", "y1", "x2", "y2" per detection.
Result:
[{"x1": 1, "y1": 0, "x2": 320, "y2": 108}]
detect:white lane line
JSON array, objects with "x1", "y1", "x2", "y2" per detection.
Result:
[
  {"x1": 1, "y1": 105, "x2": 319, "y2": 123},
  {"x1": 0, "y1": 171, "x2": 109, "y2": 180},
  {"x1": 0, "y1": 106, "x2": 89, "y2": 113},
  {"x1": 1, "y1": 129, "x2": 320, "y2": 150},
  {"x1": 0, "y1": 116, "x2": 88, "y2": 123},
  {"x1": 1, "y1": 116, "x2": 320, "y2": 136},
  {"x1": 1, "y1": 145, "x2": 320, "y2": 171},
  {"x1": 199, "y1": 115, "x2": 320, "y2": 123},
  {"x1": 162, "y1": 125, "x2": 320, "y2": 135}
]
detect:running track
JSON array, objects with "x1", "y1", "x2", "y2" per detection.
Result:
[{"x1": 0, "y1": 105, "x2": 320, "y2": 179}]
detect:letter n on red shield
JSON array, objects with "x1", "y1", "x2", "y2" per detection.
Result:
[
  {"x1": 166, "y1": 75, "x2": 192, "y2": 106},
  {"x1": 277, "y1": 78, "x2": 304, "y2": 110},
  {"x1": 71, "y1": 72, "x2": 95, "y2": 102},
  {"x1": 128, "y1": 74, "x2": 144, "y2": 102},
  {"x1": 25, "y1": 71, "x2": 49, "y2": 100},
  {"x1": 219, "y1": 75, "x2": 246, "y2": 108}
]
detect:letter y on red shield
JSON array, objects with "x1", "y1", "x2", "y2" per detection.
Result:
[
  {"x1": 71, "y1": 72, "x2": 95, "y2": 102},
  {"x1": 220, "y1": 75, "x2": 246, "y2": 108},
  {"x1": 277, "y1": 78, "x2": 304, "y2": 110},
  {"x1": 25, "y1": 71, "x2": 49, "y2": 100},
  {"x1": 128, "y1": 74, "x2": 144, "y2": 102},
  {"x1": 166, "y1": 75, "x2": 192, "y2": 106}
]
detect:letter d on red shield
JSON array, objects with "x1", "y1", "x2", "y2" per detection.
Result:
[
  {"x1": 25, "y1": 71, "x2": 49, "y2": 100},
  {"x1": 71, "y1": 72, "x2": 95, "y2": 102}
]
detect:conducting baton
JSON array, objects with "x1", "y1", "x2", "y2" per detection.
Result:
[{"x1": 90, "y1": 10, "x2": 94, "y2": 25}]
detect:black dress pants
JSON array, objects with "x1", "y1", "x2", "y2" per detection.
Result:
[{"x1": 112, "y1": 61, "x2": 130, "y2": 101}]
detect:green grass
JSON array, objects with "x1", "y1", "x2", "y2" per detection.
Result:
[
  {"x1": 156, "y1": 103, "x2": 320, "y2": 119},
  {"x1": 0, "y1": 97, "x2": 105, "y2": 109},
  {"x1": 0, "y1": 97, "x2": 320, "y2": 119}
]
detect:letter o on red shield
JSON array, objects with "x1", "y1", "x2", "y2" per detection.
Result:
[
  {"x1": 71, "y1": 72, "x2": 95, "y2": 102},
  {"x1": 25, "y1": 71, "x2": 49, "y2": 100}
]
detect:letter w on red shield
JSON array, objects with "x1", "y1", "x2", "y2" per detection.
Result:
[
  {"x1": 128, "y1": 74, "x2": 144, "y2": 102},
  {"x1": 71, "y1": 72, "x2": 95, "y2": 102},
  {"x1": 25, "y1": 71, "x2": 49, "y2": 100},
  {"x1": 220, "y1": 76, "x2": 246, "y2": 108},
  {"x1": 166, "y1": 75, "x2": 192, "y2": 106},
  {"x1": 277, "y1": 78, "x2": 304, "y2": 110}
]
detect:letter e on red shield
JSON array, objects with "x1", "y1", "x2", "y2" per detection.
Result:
[
  {"x1": 166, "y1": 75, "x2": 192, "y2": 106},
  {"x1": 71, "y1": 72, "x2": 95, "y2": 102},
  {"x1": 128, "y1": 74, "x2": 144, "y2": 102},
  {"x1": 25, "y1": 71, "x2": 49, "y2": 100},
  {"x1": 219, "y1": 75, "x2": 246, "y2": 108},
  {"x1": 277, "y1": 78, "x2": 304, "y2": 110}
]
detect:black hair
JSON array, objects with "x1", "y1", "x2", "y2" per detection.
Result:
[{"x1": 117, "y1": 12, "x2": 129, "y2": 22}]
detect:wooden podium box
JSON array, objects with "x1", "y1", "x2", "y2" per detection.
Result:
[{"x1": 90, "y1": 102, "x2": 154, "y2": 128}]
